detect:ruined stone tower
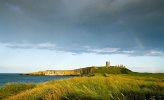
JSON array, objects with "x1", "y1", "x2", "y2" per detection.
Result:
[{"x1": 106, "y1": 61, "x2": 110, "y2": 68}]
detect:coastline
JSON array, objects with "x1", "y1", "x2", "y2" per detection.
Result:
[{"x1": 1, "y1": 73, "x2": 164, "y2": 100}]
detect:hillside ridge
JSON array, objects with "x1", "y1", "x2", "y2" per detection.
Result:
[{"x1": 24, "y1": 61, "x2": 132, "y2": 76}]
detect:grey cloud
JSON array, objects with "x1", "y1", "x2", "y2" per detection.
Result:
[
  {"x1": 145, "y1": 50, "x2": 164, "y2": 56},
  {"x1": 5, "y1": 42, "x2": 57, "y2": 50},
  {"x1": 6, "y1": 43, "x2": 34, "y2": 49},
  {"x1": 0, "y1": 0, "x2": 164, "y2": 55},
  {"x1": 86, "y1": 47, "x2": 120, "y2": 53},
  {"x1": 4, "y1": 42, "x2": 164, "y2": 57}
]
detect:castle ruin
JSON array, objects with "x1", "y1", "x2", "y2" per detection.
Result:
[{"x1": 106, "y1": 61, "x2": 110, "y2": 68}]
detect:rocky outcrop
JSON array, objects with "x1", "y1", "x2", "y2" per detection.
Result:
[
  {"x1": 24, "y1": 62, "x2": 132, "y2": 76},
  {"x1": 25, "y1": 67, "x2": 96, "y2": 76}
]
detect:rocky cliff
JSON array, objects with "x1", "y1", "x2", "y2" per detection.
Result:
[{"x1": 24, "y1": 66, "x2": 132, "y2": 76}]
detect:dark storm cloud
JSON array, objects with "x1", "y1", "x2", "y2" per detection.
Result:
[{"x1": 0, "y1": 0, "x2": 164, "y2": 56}]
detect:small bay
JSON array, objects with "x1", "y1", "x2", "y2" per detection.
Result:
[{"x1": 0, "y1": 73, "x2": 72, "y2": 86}]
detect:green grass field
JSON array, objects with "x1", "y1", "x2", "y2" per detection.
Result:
[{"x1": 0, "y1": 73, "x2": 164, "y2": 100}]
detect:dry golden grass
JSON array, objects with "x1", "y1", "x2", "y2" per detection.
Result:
[{"x1": 1, "y1": 74, "x2": 164, "y2": 100}]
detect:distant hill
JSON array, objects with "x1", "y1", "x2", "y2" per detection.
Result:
[
  {"x1": 24, "y1": 65, "x2": 132, "y2": 76},
  {"x1": 23, "y1": 61, "x2": 132, "y2": 76}
]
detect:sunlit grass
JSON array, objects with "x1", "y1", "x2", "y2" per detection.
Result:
[
  {"x1": 0, "y1": 83, "x2": 36, "y2": 99},
  {"x1": 0, "y1": 74, "x2": 164, "y2": 100}
]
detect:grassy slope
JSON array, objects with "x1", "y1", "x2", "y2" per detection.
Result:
[
  {"x1": 0, "y1": 83, "x2": 36, "y2": 99},
  {"x1": 26, "y1": 66, "x2": 132, "y2": 76},
  {"x1": 94, "y1": 66, "x2": 132, "y2": 74},
  {"x1": 0, "y1": 74, "x2": 164, "y2": 100}
]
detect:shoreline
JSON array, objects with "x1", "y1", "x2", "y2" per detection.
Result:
[{"x1": 0, "y1": 73, "x2": 164, "y2": 100}]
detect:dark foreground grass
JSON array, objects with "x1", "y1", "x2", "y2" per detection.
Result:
[
  {"x1": 0, "y1": 83, "x2": 36, "y2": 99},
  {"x1": 0, "y1": 74, "x2": 164, "y2": 100}
]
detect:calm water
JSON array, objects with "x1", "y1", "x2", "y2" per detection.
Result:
[{"x1": 0, "y1": 73, "x2": 73, "y2": 86}]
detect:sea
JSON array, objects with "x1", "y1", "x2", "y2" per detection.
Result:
[{"x1": 0, "y1": 73, "x2": 73, "y2": 86}]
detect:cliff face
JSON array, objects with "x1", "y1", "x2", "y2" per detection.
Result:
[
  {"x1": 26, "y1": 67, "x2": 95, "y2": 76},
  {"x1": 25, "y1": 66, "x2": 132, "y2": 76},
  {"x1": 44, "y1": 70, "x2": 74, "y2": 75}
]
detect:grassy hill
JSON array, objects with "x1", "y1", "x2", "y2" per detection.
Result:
[
  {"x1": 4, "y1": 64, "x2": 162, "y2": 100},
  {"x1": 25, "y1": 66, "x2": 133, "y2": 76},
  {"x1": 0, "y1": 74, "x2": 164, "y2": 100},
  {"x1": 94, "y1": 66, "x2": 132, "y2": 74}
]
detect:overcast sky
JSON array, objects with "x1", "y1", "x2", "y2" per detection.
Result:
[{"x1": 0, "y1": 0, "x2": 164, "y2": 73}]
